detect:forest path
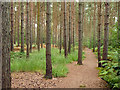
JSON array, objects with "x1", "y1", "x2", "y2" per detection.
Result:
[
  {"x1": 54, "y1": 48, "x2": 108, "y2": 88},
  {"x1": 11, "y1": 48, "x2": 108, "y2": 88}
]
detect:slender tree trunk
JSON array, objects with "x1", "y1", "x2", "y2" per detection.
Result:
[
  {"x1": 21, "y1": 2, "x2": 24, "y2": 52},
  {"x1": 17, "y1": 3, "x2": 20, "y2": 47},
  {"x1": 78, "y1": 2, "x2": 83, "y2": 65},
  {"x1": 0, "y1": 3, "x2": 2, "y2": 88},
  {"x1": 33, "y1": 2, "x2": 36, "y2": 44},
  {"x1": 68, "y1": 3, "x2": 71, "y2": 53},
  {"x1": 118, "y1": 2, "x2": 120, "y2": 45},
  {"x1": 64, "y1": 2, "x2": 68, "y2": 58},
  {"x1": 72, "y1": 2, "x2": 75, "y2": 52},
  {"x1": 89, "y1": 7, "x2": 92, "y2": 49},
  {"x1": 103, "y1": 2, "x2": 109, "y2": 60},
  {"x1": 30, "y1": 2, "x2": 32, "y2": 53},
  {"x1": 11, "y1": 2, "x2": 14, "y2": 51},
  {"x1": 45, "y1": 2, "x2": 52, "y2": 79},
  {"x1": 37, "y1": 2, "x2": 40, "y2": 51},
  {"x1": 93, "y1": 3, "x2": 96, "y2": 52},
  {"x1": 60, "y1": 2, "x2": 63, "y2": 54},
  {"x1": 41, "y1": 3, "x2": 43, "y2": 48},
  {"x1": 82, "y1": 3, "x2": 84, "y2": 38},
  {"x1": 1, "y1": 2, "x2": 11, "y2": 88},
  {"x1": 26, "y1": 2, "x2": 29, "y2": 58},
  {"x1": 14, "y1": 3, "x2": 16, "y2": 45},
  {"x1": 118, "y1": 2, "x2": 120, "y2": 67},
  {"x1": 97, "y1": 2, "x2": 102, "y2": 67}
]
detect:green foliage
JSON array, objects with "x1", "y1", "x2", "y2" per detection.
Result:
[
  {"x1": 98, "y1": 60, "x2": 120, "y2": 89},
  {"x1": 94, "y1": 43, "x2": 120, "y2": 89},
  {"x1": 11, "y1": 48, "x2": 85, "y2": 77},
  {"x1": 96, "y1": 45, "x2": 120, "y2": 89}
]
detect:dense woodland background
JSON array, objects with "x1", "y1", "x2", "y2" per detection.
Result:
[{"x1": 0, "y1": 1, "x2": 120, "y2": 89}]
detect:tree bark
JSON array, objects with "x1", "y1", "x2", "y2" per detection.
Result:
[
  {"x1": 37, "y1": 2, "x2": 40, "y2": 51},
  {"x1": 60, "y1": 2, "x2": 63, "y2": 54},
  {"x1": 45, "y1": 2, "x2": 52, "y2": 79},
  {"x1": 14, "y1": 2, "x2": 16, "y2": 45},
  {"x1": 26, "y1": 2, "x2": 29, "y2": 58},
  {"x1": 29, "y1": 2, "x2": 32, "y2": 53},
  {"x1": 68, "y1": 3, "x2": 71, "y2": 54},
  {"x1": 78, "y1": 2, "x2": 83, "y2": 65},
  {"x1": 93, "y1": 3, "x2": 96, "y2": 52},
  {"x1": 97, "y1": 2, "x2": 102, "y2": 67},
  {"x1": 1, "y1": 2, "x2": 11, "y2": 88},
  {"x1": 72, "y1": 2, "x2": 75, "y2": 52},
  {"x1": 33, "y1": 2, "x2": 36, "y2": 44},
  {"x1": 118, "y1": 2, "x2": 120, "y2": 64},
  {"x1": 103, "y1": 2, "x2": 109, "y2": 60},
  {"x1": 17, "y1": 2, "x2": 20, "y2": 47},
  {"x1": 64, "y1": 2, "x2": 68, "y2": 58},
  {"x1": 0, "y1": 3, "x2": 2, "y2": 88},
  {"x1": 41, "y1": 3, "x2": 44, "y2": 48},
  {"x1": 21, "y1": 2, "x2": 24, "y2": 52},
  {"x1": 11, "y1": 2, "x2": 14, "y2": 51},
  {"x1": 118, "y1": 2, "x2": 120, "y2": 45}
]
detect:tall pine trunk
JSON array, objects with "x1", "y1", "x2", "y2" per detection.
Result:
[
  {"x1": 45, "y1": 2, "x2": 52, "y2": 79},
  {"x1": 97, "y1": 2, "x2": 102, "y2": 67},
  {"x1": 72, "y1": 2, "x2": 75, "y2": 52},
  {"x1": 14, "y1": 2, "x2": 16, "y2": 45},
  {"x1": 103, "y1": 2, "x2": 109, "y2": 60},
  {"x1": 64, "y1": 2, "x2": 67, "y2": 58},
  {"x1": 68, "y1": 3, "x2": 71, "y2": 53},
  {"x1": 17, "y1": 3, "x2": 20, "y2": 47},
  {"x1": 21, "y1": 2, "x2": 24, "y2": 52},
  {"x1": 0, "y1": 3, "x2": 1, "y2": 88},
  {"x1": 1, "y1": 2, "x2": 11, "y2": 88},
  {"x1": 11, "y1": 2, "x2": 14, "y2": 51},
  {"x1": 29, "y1": 2, "x2": 32, "y2": 53},
  {"x1": 37, "y1": 2, "x2": 40, "y2": 51},
  {"x1": 118, "y1": 2, "x2": 120, "y2": 64},
  {"x1": 60, "y1": 2, "x2": 63, "y2": 54},
  {"x1": 26, "y1": 2, "x2": 29, "y2": 58},
  {"x1": 93, "y1": 3, "x2": 96, "y2": 52},
  {"x1": 78, "y1": 2, "x2": 83, "y2": 65}
]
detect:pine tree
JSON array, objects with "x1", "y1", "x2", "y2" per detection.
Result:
[
  {"x1": 1, "y1": 2, "x2": 11, "y2": 88},
  {"x1": 17, "y1": 2, "x2": 20, "y2": 47},
  {"x1": 37, "y1": 2, "x2": 40, "y2": 51},
  {"x1": 60, "y1": 2, "x2": 63, "y2": 54},
  {"x1": 72, "y1": 2, "x2": 75, "y2": 52},
  {"x1": 97, "y1": 2, "x2": 102, "y2": 67},
  {"x1": 45, "y1": 2, "x2": 52, "y2": 79},
  {"x1": 68, "y1": 3, "x2": 71, "y2": 53},
  {"x1": 11, "y1": 2, "x2": 14, "y2": 51},
  {"x1": 21, "y1": 2, "x2": 24, "y2": 52},
  {"x1": 64, "y1": 2, "x2": 68, "y2": 58},
  {"x1": 78, "y1": 2, "x2": 83, "y2": 65},
  {"x1": 103, "y1": 2, "x2": 109, "y2": 60},
  {"x1": 26, "y1": 2, "x2": 29, "y2": 58},
  {"x1": 29, "y1": 2, "x2": 33, "y2": 53},
  {"x1": 93, "y1": 3, "x2": 96, "y2": 52}
]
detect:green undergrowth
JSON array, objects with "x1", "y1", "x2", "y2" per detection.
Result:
[
  {"x1": 11, "y1": 48, "x2": 85, "y2": 77},
  {"x1": 93, "y1": 46, "x2": 120, "y2": 89}
]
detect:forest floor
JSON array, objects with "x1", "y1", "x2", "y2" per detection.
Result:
[{"x1": 11, "y1": 48, "x2": 108, "y2": 88}]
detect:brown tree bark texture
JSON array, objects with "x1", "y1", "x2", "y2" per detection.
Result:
[{"x1": 45, "y1": 2, "x2": 52, "y2": 79}]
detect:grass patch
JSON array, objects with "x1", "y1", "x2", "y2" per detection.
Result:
[
  {"x1": 79, "y1": 85, "x2": 86, "y2": 88},
  {"x1": 11, "y1": 48, "x2": 85, "y2": 77}
]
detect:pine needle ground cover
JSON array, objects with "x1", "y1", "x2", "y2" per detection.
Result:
[{"x1": 11, "y1": 48, "x2": 85, "y2": 77}]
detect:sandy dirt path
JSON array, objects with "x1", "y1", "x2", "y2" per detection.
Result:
[
  {"x1": 54, "y1": 48, "x2": 108, "y2": 88},
  {"x1": 12, "y1": 48, "x2": 108, "y2": 88}
]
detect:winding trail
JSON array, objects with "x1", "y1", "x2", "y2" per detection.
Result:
[
  {"x1": 54, "y1": 48, "x2": 108, "y2": 88},
  {"x1": 12, "y1": 48, "x2": 108, "y2": 88}
]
